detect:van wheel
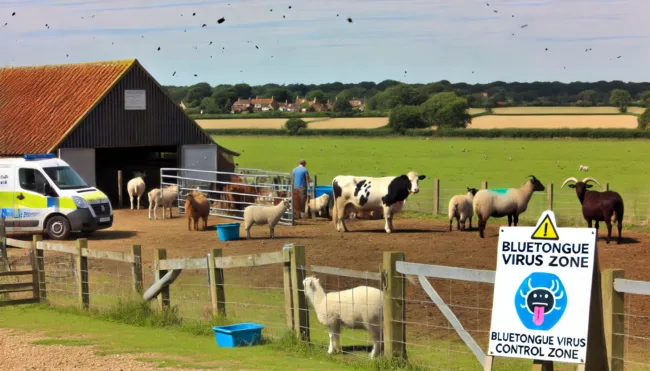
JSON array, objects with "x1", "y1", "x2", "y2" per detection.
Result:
[{"x1": 46, "y1": 216, "x2": 71, "y2": 240}]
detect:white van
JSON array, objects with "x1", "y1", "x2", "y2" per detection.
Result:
[{"x1": 0, "y1": 153, "x2": 113, "y2": 240}]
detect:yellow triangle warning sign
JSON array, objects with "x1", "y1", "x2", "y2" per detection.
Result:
[{"x1": 531, "y1": 214, "x2": 559, "y2": 240}]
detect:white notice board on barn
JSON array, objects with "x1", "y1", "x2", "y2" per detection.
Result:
[
  {"x1": 487, "y1": 210, "x2": 596, "y2": 366},
  {"x1": 124, "y1": 89, "x2": 146, "y2": 110}
]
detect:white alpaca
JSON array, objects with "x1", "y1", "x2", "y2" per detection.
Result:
[
  {"x1": 127, "y1": 171, "x2": 146, "y2": 210},
  {"x1": 302, "y1": 276, "x2": 383, "y2": 359}
]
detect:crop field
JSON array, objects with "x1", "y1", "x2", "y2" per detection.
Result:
[
  {"x1": 197, "y1": 117, "x2": 389, "y2": 129},
  {"x1": 628, "y1": 106, "x2": 647, "y2": 114},
  {"x1": 491, "y1": 106, "x2": 623, "y2": 114},
  {"x1": 469, "y1": 114, "x2": 638, "y2": 129}
]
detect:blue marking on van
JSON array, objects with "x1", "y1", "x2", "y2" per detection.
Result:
[{"x1": 47, "y1": 197, "x2": 59, "y2": 208}]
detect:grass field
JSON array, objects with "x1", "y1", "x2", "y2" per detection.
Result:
[
  {"x1": 216, "y1": 136, "x2": 650, "y2": 225},
  {"x1": 469, "y1": 115, "x2": 638, "y2": 129}
]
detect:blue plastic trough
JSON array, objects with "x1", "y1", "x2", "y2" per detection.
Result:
[
  {"x1": 212, "y1": 323, "x2": 264, "y2": 348},
  {"x1": 216, "y1": 222, "x2": 241, "y2": 242}
]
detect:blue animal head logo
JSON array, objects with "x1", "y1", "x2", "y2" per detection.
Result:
[{"x1": 515, "y1": 272, "x2": 567, "y2": 331}]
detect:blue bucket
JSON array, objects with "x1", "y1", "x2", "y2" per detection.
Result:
[
  {"x1": 314, "y1": 185, "x2": 333, "y2": 199},
  {"x1": 216, "y1": 222, "x2": 240, "y2": 241},
  {"x1": 212, "y1": 323, "x2": 264, "y2": 348}
]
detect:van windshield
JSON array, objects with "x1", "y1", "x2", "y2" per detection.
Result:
[{"x1": 43, "y1": 166, "x2": 89, "y2": 190}]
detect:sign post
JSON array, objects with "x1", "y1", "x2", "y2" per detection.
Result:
[{"x1": 486, "y1": 210, "x2": 601, "y2": 370}]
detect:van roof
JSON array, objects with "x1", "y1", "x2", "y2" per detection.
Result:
[{"x1": 0, "y1": 157, "x2": 70, "y2": 168}]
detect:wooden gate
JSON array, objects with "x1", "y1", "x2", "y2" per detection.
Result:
[{"x1": 0, "y1": 219, "x2": 41, "y2": 307}]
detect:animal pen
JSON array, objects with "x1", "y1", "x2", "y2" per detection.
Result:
[
  {"x1": 3, "y1": 225, "x2": 650, "y2": 370},
  {"x1": 160, "y1": 167, "x2": 296, "y2": 226}
]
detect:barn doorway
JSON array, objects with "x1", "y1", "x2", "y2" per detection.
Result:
[{"x1": 95, "y1": 146, "x2": 178, "y2": 208}]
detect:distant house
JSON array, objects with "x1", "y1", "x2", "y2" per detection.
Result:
[
  {"x1": 349, "y1": 98, "x2": 364, "y2": 111},
  {"x1": 251, "y1": 96, "x2": 278, "y2": 112},
  {"x1": 232, "y1": 98, "x2": 252, "y2": 113},
  {"x1": 294, "y1": 96, "x2": 307, "y2": 105},
  {"x1": 278, "y1": 100, "x2": 290, "y2": 112}
]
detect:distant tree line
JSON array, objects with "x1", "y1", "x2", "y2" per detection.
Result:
[{"x1": 164, "y1": 80, "x2": 650, "y2": 116}]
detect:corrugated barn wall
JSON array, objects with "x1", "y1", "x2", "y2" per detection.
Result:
[{"x1": 57, "y1": 63, "x2": 214, "y2": 149}]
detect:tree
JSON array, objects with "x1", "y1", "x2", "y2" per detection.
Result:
[
  {"x1": 388, "y1": 105, "x2": 427, "y2": 133},
  {"x1": 305, "y1": 89, "x2": 326, "y2": 103},
  {"x1": 420, "y1": 92, "x2": 471, "y2": 129},
  {"x1": 332, "y1": 98, "x2": 353, "y2": 113},
  {"x1": 284, "y1": 118, "x2": 308, "y2": 135},
  {"x1": 268, "y1": 87, "x2": 293, "y2": 103},
  {"x1": 610, "y1": 89, "x2": 632, "y2": 112},
  {"x1": 638, "y1": 108, "x2": 650, "y2": 129},
  {"x1": 639, "y1": 90, "x2": 650, "y2": 107},
  {"x1": 186, "y1": 82, "x2": 213, "y2": 106},
  {"x1": 577, "y1": 90, "x2": 597, "y2": 106},
  {"x1": 233, "y1": 83, "x2": 252, "y2": 99}
]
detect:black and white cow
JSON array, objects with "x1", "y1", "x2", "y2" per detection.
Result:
[{"x1": 332, "y1": 171, "x2": 426, "y2": 233}]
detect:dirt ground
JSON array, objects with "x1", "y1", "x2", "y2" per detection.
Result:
[
  {"x1": 0, "y1": 329, "x2": 204, "y2": 371},
  {"x1": 6, "y1": 209, "x2": 650, "y2": 358}
]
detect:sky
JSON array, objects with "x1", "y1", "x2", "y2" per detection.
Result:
[{"x1": 0, "y1": 0, "x2": 648, "y2": 86}]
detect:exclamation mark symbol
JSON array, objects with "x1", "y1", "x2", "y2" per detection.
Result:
[{"x1": 544, "y1": 223, "x2": 548, "y2": 237}]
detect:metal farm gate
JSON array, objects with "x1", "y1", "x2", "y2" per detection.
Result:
[{"x1": 160, "y1": 167, "x2": 295, "y2": 226}]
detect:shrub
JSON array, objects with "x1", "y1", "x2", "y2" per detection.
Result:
[
  {"x1": 284, "y1": 118, "x2": 308, "y2": 135},
  {"x1": 638, "y1": 108, "x2": 650, "y2": 129},
  {"x1": 388, "y1": 105, "x2": 427, "y2": 133}
]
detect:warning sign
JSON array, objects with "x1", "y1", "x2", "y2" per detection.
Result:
[
  {"x1": 487, "y1": 210, "x2": 596, "y2": 364},
  {"x1": 531, "y1": 214, "x2": 559, "y2": 240}
]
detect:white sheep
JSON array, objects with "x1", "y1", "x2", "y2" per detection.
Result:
[
  {"x1": 473, "y1": 175, "x2": 546, "y2": 238},
  {"x1": 302, "y1": 276, "x2": 383, "y2": 359},
  {"x1": 579, "y1": 165, "x2": 589, "y2": 172},
  {"x1": 148, "y1": 184, "x2": 179, "y2": 220},
  {"x1": 448, "y1": 187, "x2": 479, "y2": 231},
  {"x1": 127, "y1": 171, "x2": 147, "y2": 210},
  {"x1": 243, "y1": 199, "x2": 290, "y2": 239},
  {"x1": 308, "y1": 193, "x2": 331, "y2": 219}
]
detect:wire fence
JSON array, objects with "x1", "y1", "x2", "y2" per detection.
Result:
[
  {"x1": 298, "y1": 266, "x2": 384, "y2": 360},
  {"x1": 617, "y1": 292, "x2": 650, "y2": 370},
  {"x1": 401, "y1": 181, "x2": 650, "y2": 228}
]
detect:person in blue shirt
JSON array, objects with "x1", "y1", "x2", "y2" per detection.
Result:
[{"x1": 292, "y1": 159, "x2": 310, "y2": 219}]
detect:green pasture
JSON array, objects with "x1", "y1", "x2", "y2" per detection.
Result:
[{"x1": 217, "y1": 136, "x2": 650, "y2": 226}]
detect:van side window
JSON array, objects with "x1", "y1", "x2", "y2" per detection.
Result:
[{"x1": 19, "y1": 168, "x2": 51, "y2": 196}]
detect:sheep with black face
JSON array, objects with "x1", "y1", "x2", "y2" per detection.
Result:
[
  {"x1": 561, "y1": 177, "x2": 624, "y2": 244},
  {"x1": 472, "y1": 175, "x2": 546, "y2": 238}
]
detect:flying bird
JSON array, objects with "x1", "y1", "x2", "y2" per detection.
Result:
[
  {"x1": 202, "y1": 24, "x2": 207, "y2": 27},
  {"x1": 520, "y1": 24, "x2": 528, "y2": 28},
  {"x1": 347, "y1": 17, "x2": 353, "y2": 23},
  {"x1": 157, "y1": 47, "x2": 161, "y2": 51},
  {"x1": 255, "y1": 45, "x2": 259, "y2": 49},
  {"x1": 12, "y1": 12, "x2": 16, "y2": 16},
  {"x1": 493, "y1": 9, "x2": 498, "y2": 13},
  {"x1": 217, "y1": 17, "x2": 225, "y2": 24},
  {"x1": 173, "y1": 71, "x2": 176, "y2": 76},
  {"x1": 289, "y1": 5, "x2": 292, "y2": 8},
  {"x1": 193, "y1": 12, "x2": 196, "y2": 16}
]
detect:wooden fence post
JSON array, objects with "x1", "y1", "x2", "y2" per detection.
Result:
[
  {"x1": 546, "y1": 184, "x2": 554, "y2": 211},
  {"x1": 75, "y1": 238, "x2": 89, "y2": 309},
  {"x1": 118, "y1": 170, "x2": 123, "y2": 208},
  {"x1": 131, "y1": 245, "x2": 143, "y2": 295},
  {"x1": 0, "y1": 217, "x2": 6, "y2": 263},
  {"x1": 282, "y1": 245, "x2": 294, "y2": 330},
  {"x1": 153, "y1": 248, "x2": 170, "y2": 310},
  {"x1": 481, "y1": 181, "x2": 488, "y2": 189},
  {"x1": 209, "y1": 248, "x2": 226, "y2": 316},
  {"x1": 290, "y1": 245, "x2": 309, "y2": 341},
  {"x1": 432, "y1": 179, "x2": 440, "y2": 215},
  {"x1": 32, "y1": 235, "x2": 44, "y2": 300},
  {"x1": 601, "y1": 269, "x2": 625, "y2": 371},
  {"x1": 605, "y1": 183, "x2": 610, "y2": 191},
  {"x1": 383, "y1": 251, "x2": 406, "y2": 360}
]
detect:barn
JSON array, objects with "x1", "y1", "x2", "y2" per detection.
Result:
[{"x1": 0, "y1": 59, "x2": 239, "y2": 207}]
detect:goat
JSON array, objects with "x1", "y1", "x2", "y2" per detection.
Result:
[{"x1": 561, "y1": 177, "x2": 624, "y2": 244}]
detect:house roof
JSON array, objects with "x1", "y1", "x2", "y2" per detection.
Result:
[
  {"x1": 233, "y1": 99, "x2": 251, "y2": 105},
  {"x1": 0, "y1": 59, "x2": 239, "y2": 157},
  {"x1": 251, "y1": 97, "x2": 274, "y2": 105},
  {"x1": 0, "y1": 59, "x2": 135, "y2": 155}
]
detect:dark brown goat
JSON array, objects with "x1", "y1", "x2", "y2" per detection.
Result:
[{"x1": 561, "y1": 176, "x2": 624, "y2": 244}]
